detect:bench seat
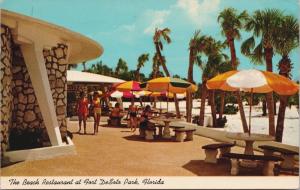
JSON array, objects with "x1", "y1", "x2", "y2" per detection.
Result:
[
  {"x1": 258, "y1": 145, "x2": 298, "y2": 170},
  {"x1": 202, "y1": 143, "x2": 235, "y2": 163},
  {"x1": 174, "y1": 127, "x2": 196, "y2": 142},
  {"x1": 145, "y1": 127, "x2": 156, "y2": 140},
  {"x1": 223, "y1": 152, "x2": 283, "y2": 176}
]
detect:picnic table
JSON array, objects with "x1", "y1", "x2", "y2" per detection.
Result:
[
  {"x1": 150, "y1": 117, "x2": 183, "y2": 139},
  {"x1": 226, "y1": 132, "x2": 274, "y2": 167}
]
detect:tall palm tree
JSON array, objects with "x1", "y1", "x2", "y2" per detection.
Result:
[
  {"x1": 153, "y1": 27, "x2": 181, "y2": 117},
  {"x1": 135, "y1": 53, "x2": 149, "y2": 81},
  {"x1": 273, "y1": 15, "x2": 299, "y2": 142},
  {"x1": 115, "y1": 58, "x2": 128, "y2": 76},
  {"x1": 241, "y1": 9, "x2": 284, "y2": 136},
  {"x1": 153, "y1": 28, "x2": 171, "y2": 76},
  {"x1": 186, "y1": 30, "x2": 207, "y2": 122},
  {"x1": 218, "y1": 8, "x2": 249, "y2": 133},
  {"x1": 197, "y1": 37, "x2": 229, "y2": 127}
]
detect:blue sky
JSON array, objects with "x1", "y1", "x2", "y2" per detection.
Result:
[{"x1": 1, "y1": 0, "x2": 299, "y2": 82}]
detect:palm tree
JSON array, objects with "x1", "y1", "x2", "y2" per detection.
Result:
[
  {"x1": 115, "y1": 58, "x2": 128, "y2": 76},
  {"x1": 135, "y1": 53, "x2": 149, "y2": 81},
  {"x1": 186, "y1": 30, "x2": 207, "y2": 122},
  {"x1": 218, "y1": 8, "x2": 249, "y2": 133},
  {"x1": 273, "y1": 15, "x2": 299, "y2": 142},
  {"x1": 153, "y1": 28, "x2": 171, "y2": 76},
  {"x1": 153, "y1": 27, "x2": 181, "y2": 118},
  {"x1": 241, "y1": 9, "x2": 284, "y2": 136},
  {"x1": 196, "y1": 37, "x2": 229, "y2": 127}
]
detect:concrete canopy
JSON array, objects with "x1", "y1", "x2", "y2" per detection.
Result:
[
  {"x1": 1, "y1": 9, "x2": 103, "y2": 64},
  {"x1": 67, "y1": 70, "x2": 125, "y2": 84}
]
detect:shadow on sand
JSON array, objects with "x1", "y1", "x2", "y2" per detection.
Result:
[
  {"x1": 123, "y1": 134, "x2": 189, "y2": 143},
  {"x1": 182, "y1": 159, "x2": 263, "y2": 176}
]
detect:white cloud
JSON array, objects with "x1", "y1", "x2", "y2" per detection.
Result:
[
  {"x1": 143, "y1": 10, "x2": 171, "y2": 35},
  {"x1": 175, "y1": 0, "x2": 221, "y2": 26}
]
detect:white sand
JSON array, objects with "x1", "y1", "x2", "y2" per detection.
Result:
[{"x1": 117, "y1": 99, "x2": 299, "y2": 146}]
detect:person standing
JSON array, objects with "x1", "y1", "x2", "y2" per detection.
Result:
[
  {"x1": 128, "y1": 104, "x2": 138, "y2": 132},
  {"x1": 77, "y1": 91, "x2": 88, "y2": 134},
  {"x1": 92, "y1": 92, "x2": 101, "y2": 134}
]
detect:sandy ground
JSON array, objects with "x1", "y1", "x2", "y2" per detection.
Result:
[
  {"x1": 2, "y1": 119, "x2": 268, "y2": 176},
  {"x1": 121, "y1": 100, "x2": 299, "y2": 146}
]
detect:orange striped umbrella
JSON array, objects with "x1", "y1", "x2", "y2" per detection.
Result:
[
  {"x1": 206, "y1": 69, "x2": 299, "y2": 135},
  {"x1": 206, "y1": 69, "x2": 298, "y2": 95}
]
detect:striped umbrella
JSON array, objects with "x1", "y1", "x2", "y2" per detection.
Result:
[
  {"x1": 141, "y1": 77, "x2": 196, "y2": 111},
  {"x1": 140, "y1": 77, "x2": 197, "y2": 93},
  {"x1": 207, "y1": 69, "x2": 299, "y2": 134},
  {"x1": 115, "y1": 81, "x2": 141, "y2": 105}
]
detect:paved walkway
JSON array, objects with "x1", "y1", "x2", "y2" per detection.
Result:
[{"x1": 2, "y1": 119, "x2": 266, "y2": 176}]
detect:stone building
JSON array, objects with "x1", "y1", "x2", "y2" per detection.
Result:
[{"x1": 0, "y1": 9, "x2": 103, "y2": 163}]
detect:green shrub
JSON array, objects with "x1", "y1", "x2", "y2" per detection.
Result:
[{"x1": 224, "y1": 104, "x2": 239, "y2": 114}]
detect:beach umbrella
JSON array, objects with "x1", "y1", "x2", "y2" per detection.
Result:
[
  {"x1": 109, "y1": 90, "x2": 137, "y2": 98},
  {"x1": 140, "y1": 77, "x2": 197, "y2": 93},
  {"x1": 115, "y1": 81, "x2": 141, "y2": 105},
  {"x1": 141, "y1": 77, "x2": 197, "y2": 111},
  {"x1": 206, "y1": 69, "x2": 299, "y2": 134}
]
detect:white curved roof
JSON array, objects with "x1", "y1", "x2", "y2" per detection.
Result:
[
  {"x1": 67, "y1": 70, "x2": 125, "y2": 84},
  {"x1": 1, "y1": 9, "x2": 103, "y2": 64}
]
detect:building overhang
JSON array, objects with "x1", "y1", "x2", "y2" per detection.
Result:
[{"x1": 1, "y1": 9, "x2": 103, "y2": 64}]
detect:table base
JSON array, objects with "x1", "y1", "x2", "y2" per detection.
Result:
[{"x1": 240, "y1": 160, "x2": 258, "y2": 168}]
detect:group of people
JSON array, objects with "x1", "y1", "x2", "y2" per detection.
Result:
[
  {"x1": 76, "y1": 91, "x2": 101, "y2": 135},
  {"x1": 76, "y1": 91, "x2": 155, "y2": 134},
  {"x1": 128, "y1": 104, "x2": 154, "y2": 132}
]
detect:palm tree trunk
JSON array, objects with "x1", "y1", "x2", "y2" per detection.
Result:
[
  {"x1": 236, "y1": 91, "x2": 249, "y2": 133},
  {"x1": 265, "y1": 47, "x2": 275, "y2": 136},
  {"x1": 209, "y1": 90, "x2": 217, "y2": 127},
  {"x1": 186, "y1": 49, "x2": 194, "y2": 122},
  {"x1": 135, "y1": 69, "x2": 140, "y2": 81},
  {"x1": 275, "y1": 55, "x2": 292, "y2": 142},
  {"x1": 186, "y1": 92, "x2": 192, "y2": 122},
  {"x1": 155, "y1": 42, "x2": 180, "y2": 117},
  {"x1": 275, "y1": 96, "x2": 288, "y2": 142},
  {"x1": 199, "y1": 81, "x2": 207, "y2": 126},
  {"x1": 155, "y1": 43, "x2": 170, "y2": 77},
  {"x1": 274, "y1": 98, "x2": 277, "y2": 115},
  {"x1": 219, "y1": 91, "x2": 225, "y2": 119},
  {"x1": 262, "y1": 99, "x2": 267, "y2": 116}
]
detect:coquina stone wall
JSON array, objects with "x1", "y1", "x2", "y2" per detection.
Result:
[
  {"x1": 0, "y1": 25, "x2": 14, "y2": 156},
  {"x1": 43, "y1": 44, "x2": 68, "y2": 138},
  {"x1": 1, "y1": 24, "x2": 69, "y2": 153}
]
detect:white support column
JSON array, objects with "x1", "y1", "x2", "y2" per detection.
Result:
[{"x1": 20, "y1": 43, "x2": 62, "y2": 146}]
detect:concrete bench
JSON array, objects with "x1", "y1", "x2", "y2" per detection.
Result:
[
  {"x1": 173, "y1": 127, "x2": 196, "y2": 142},
  {"x1": 145, "y1": 127, "x2": 156, "y2": 140},
  {"x1": 202, "y1": 143, "x2": 235, "y2": 163},
  {"x1": 258, "y1": 145, "x2": 298, "y2": 170},
  {"x1": 223, "y1": 152, "x2": 283, "y2": 176}
]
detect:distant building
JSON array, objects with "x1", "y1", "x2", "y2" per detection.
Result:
[
  {"x1": 66, "y1": 70, "x2": 124, "y2": 116},
  {"x1": 0, "y1": 9, "x2": 103, "y2": 163}
]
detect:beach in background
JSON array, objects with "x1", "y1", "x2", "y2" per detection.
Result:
[{"x1": 120, "y1": 100, "x2": 299, "y2": 146}]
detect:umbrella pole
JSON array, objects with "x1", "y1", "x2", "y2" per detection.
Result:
[
  {"x1": 249, "y1": 88, "x2": 253, "y2": 136},
  {"x1": 167, "y1": 84, "x2": 169, "y2": 112}
]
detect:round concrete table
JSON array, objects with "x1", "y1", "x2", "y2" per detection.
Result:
[
  {"x1": 151, "y1": 118, "x2": 182, "y2": 139},
  {"x1": 226, "y1": 132, "x2": 275, "y2": 167}
]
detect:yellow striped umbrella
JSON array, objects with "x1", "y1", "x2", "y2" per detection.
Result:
[{"x1": 140, "y1": 77, "x2": 197, "y2": 93}]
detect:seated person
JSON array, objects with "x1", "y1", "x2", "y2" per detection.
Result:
[
  {"x1": 110, "y1": 103, "x2": 123, "y2": 119},
  {"x1": 139, "y1": 105, "x2": 154, "y2": 131}
]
